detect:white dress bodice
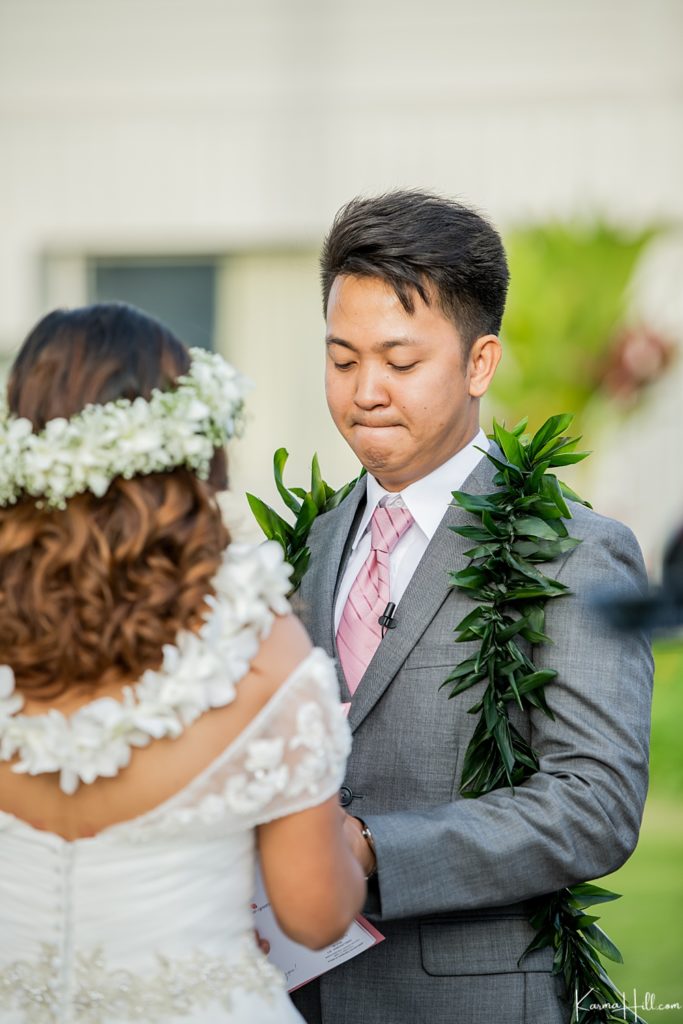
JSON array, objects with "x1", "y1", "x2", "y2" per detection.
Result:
[{"x1": 0, "y1": 544, "x2": 351, "y2": 1024}]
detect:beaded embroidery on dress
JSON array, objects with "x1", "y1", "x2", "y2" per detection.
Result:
[{"x1": 0, "y1": 542, "x2": 351, "y2": 1024}]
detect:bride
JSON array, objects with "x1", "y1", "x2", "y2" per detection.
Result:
[{"x1": 0, "y1": 303, "x2": 366, "y2": 1023}]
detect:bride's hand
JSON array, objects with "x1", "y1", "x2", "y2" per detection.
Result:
[{"x1": 341, "y1": 812, "x2": 377, "y2": 878}]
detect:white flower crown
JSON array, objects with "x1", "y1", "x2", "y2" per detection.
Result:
[{"x1": 0, "y1": 347, "x2": 250, "y2": 509}]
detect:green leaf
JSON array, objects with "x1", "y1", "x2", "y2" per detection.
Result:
[
  {"x1": 580, "y1": 924, "x2": 624, "y2": 964},
  {"x1": 453, "y1": 607, "x2": 491, "y2": 633},
  {"x1": 511, "y1": 537, "x2": 580, "y2": 561},
  {"x1": 450, "y1": 524, "x2": 495, "y2": 542},
  {"x1": 442, "y1": 652, "x2": 478, "y2": 674},
  {"x1": 519, "y1": 927, "x2": 554, "y2": 963},
  {"x1": 514, "y1": 515, "x2": 562, "y2": 541},
  {"x1": 500, "y1": 678, "x2": 544, "y2": 704},
  {"x1": 558, "y1": 478, "x2": 591, "y2": 509},
  {"x1": 460, "y1": 723, "x2": 508, "y2": 795},
  {"x1": 540, "y1": 474, "x2": 571, "y2": 518},
  {"x1": 246, "y1": 493, "x2": 292, "y2": 547},
  {"x1": 273, "y1": 448, "x2": 302, "y2": 515},
  {"x1": 499, "y1": 659, "x2": 525, "y2": 681},
  {"x1": 506, "y1": 577, "x2": 569, "y2": 600},
  {"x1": 441, "y1": 659, "x2": 478, "y2": 683},
  {"x1": 479, "y1": 622, "x2": 495, "y2": 658},
  {"x1": 503, "y1": 550, "x2": 555, "y2": 586},
  {"x1": 527, "y1": 414, "x2": 575, "y2": 460},
  {"x1": 507, "y1": 676, "x2": 525, "y2": 711},
  {"x1": 528, "y1": 459, "x2": 552, "y2": 493},
  {"x1": 515, "y1": 669, "x2": 556, "y2": 694},
  {"x1": 293, "y1": 493, "x2": 320, "y2": 539},
  {"x1": 463, "y1": 543, "x2": 499, "y2": 560},
  {"x1": 547, "y1": 450, "x2": 591, "y2": 467},
  {"x1": 443, "y1": 671, "x2": 485, "y2": 696},
  {"x1": 450, "y1": 566, "x2": 488, "y2": 590},
  {"x1": 534, "y1": 434, "x2": 581, "y2": 462},
  {"x1": 492, "y1": 719, "x2": 516, "y2": 777},
  {"x1": 496, "y1": 616, "x2": 529, "y2": 642},
  {"x1": 568, "y1": 883, "x2": 622, "y2": 908},
  {"x1": 575, "y1": 914, "x2": 600, "y2": 928},
  {"x1": 518, "y1": 499, "x2": 566, "y2": 521},
  {"x1": 520, "y1": 622, "x2": 551, "y2": 646},
  {"x1": 310, "y1": 453, "x2": 327, "y2": 510},
  {"x1": 483, "y1": 450, "x2": 526, "y2": 483},
  {"x1": 287, "y1": 547, "x2": 311, "y2": 591},
  {"x1": 493, "y1": 420, "x2": 527, "y2": 469},
  {"x1": 455, "y1": 625, "x2": 488, "y2": 643},
  {"x1": 324, "y1": 469, "x2": 365, "y2": 511},
  {"x1": 513, "y1": 493, "x2": 547, "y2": 510},
  {"x1": 482, "y1": 690, "x2": 498, "y2": 733},
  {"x1": 450, "y1": 490, "x2": 502, "y2": 514},
  {"x1": 481, "y1": 510, "x2": 508, "y2": 538},
  {"x1": 510, "y1": 416, "x2": 529, "y2": 437}
]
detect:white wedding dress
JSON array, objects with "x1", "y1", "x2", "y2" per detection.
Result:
[{"x1": 0, "y1": 542, "x2": 351, "y2": 1024}]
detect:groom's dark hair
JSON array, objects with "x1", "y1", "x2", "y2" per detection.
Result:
[{"x1": 320, "y1": 189, "x2": 509, "y2": 349}]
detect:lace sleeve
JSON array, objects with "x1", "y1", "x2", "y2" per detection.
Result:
[
  {"x1": 120, "y1": 648, "x2": 352, "y2": 838},
  {"x1": 221, "y1": 648, "x2": 351, "y2": 828}
]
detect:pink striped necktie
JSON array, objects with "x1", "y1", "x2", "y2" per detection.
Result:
[{"x1": 336, "y1": 502, "x2": 414, "y2": 695}]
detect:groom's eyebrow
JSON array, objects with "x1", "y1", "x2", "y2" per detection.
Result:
[{"x1": 325, "y1": 336, "x2": 420, "y2": 351}]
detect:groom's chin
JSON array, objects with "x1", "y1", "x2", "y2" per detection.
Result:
[
  {"x1": 347, "y1": 431, "x2": 403, "y2": 471},
  {"x1": 355, "y1": 447, "x2": 391, "y2": 477}
]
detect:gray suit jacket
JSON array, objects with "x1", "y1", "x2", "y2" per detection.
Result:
[{"x1": 291, "y1": 453, "x2": 653, "y2": 1024}]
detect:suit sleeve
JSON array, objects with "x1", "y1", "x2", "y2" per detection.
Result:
[{"x1": 363, "y1": 517, "x2": 654, "y2": 920}]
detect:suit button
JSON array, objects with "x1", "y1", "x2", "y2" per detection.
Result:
[{"x1": 339, "y1": 786, "x2": 353, "y2": 807}]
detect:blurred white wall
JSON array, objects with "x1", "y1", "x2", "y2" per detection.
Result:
[{"x1": 1, "y1": 0, "x2": 682, "y2": 553}]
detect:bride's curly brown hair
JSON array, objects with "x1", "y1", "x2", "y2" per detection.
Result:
[{"x1": 0, "y1": 303, "x2": 231, "y2": 700}]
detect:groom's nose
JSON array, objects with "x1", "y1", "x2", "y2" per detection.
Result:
[{"x1": 353, "y1": 364, "x2": 391, "y2": 410}]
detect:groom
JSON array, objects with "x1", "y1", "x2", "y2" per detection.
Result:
[{"x1": 290, "y1": 191, "x2": 653, "y2": 1024}]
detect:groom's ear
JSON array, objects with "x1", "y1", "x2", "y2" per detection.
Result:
[{"x1": 467, "y1": 335, "x2": 502, "y2": 398}]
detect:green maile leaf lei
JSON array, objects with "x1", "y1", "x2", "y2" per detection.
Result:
[{"x1": 247, "y1": 414, "x2": 646, "y2": 1024}]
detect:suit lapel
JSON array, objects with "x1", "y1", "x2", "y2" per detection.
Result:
[{"x1": 347, "y1": 452, "x2": 497, "y2": 733}]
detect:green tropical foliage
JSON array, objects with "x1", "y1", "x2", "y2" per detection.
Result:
[
  {"x1": 493, "y1": 222, "x2": 658, "y2": 427},
  {"x1": 246, "y1": 449, "x2": 364, "y2": 593}
]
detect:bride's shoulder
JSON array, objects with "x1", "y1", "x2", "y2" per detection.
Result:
[
  {"x1": 249, "y1": 613, "x2": 312, "y2": 697},
  {"x1": 0, "y1": 540, "x2": 303, "y2": 794}
]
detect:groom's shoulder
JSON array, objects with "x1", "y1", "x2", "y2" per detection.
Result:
[
  {"x1": 555, "y1": 498, "x2": 646, "y2": 586},
  {"x1": 565, "y1": 497, "x2": 637, "y2": 546},
  {"x1": 480, "y1": 448, "x2": 643, "y2": 565}
]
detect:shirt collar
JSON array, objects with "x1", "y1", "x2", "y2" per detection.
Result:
[{"x1": 352, "y1": 428, "x2": 489, "y2": 549}]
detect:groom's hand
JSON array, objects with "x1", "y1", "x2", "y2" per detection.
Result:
[{"x1": 342, "y1": 812, "x2": 377, "y2": 878}]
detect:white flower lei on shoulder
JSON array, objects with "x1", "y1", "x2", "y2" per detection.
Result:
[
  {"x1": 0, "y1": 347, "x2": 250, "y2": 509},
  {"x1": 0, "y1": 541, "x2": 292, "y2": 794}
]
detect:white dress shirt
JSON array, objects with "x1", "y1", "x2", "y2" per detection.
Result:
[{"x1": 333, "y1": 429, "x2": 489, "y2": 631}]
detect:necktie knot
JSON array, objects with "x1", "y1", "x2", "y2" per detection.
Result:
[{"x1": 370, "y1": 504, "x2": 414, "y2": 554}]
